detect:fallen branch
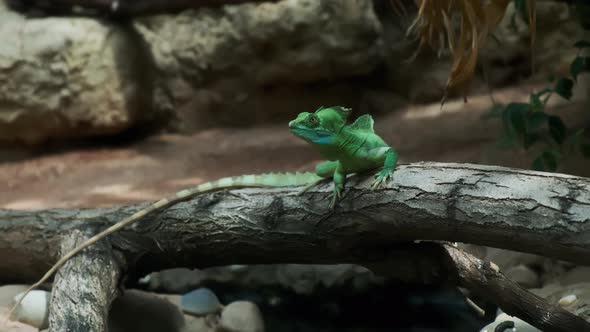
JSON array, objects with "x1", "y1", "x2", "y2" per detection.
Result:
[{"x1": 366, "y1": 242, "x2": 590, "y2": 332}]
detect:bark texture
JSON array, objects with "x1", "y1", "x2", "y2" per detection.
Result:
[{"x1": 48, "y1": 231, "x2": 122, "y2": 331}]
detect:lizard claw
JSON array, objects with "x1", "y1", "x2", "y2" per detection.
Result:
[
  {"x1": 371, "y1": 170, "x2": 394, "y2": 189},
  {"x1": 329, "y1": 187, "x2": 343, "y2": 209}
]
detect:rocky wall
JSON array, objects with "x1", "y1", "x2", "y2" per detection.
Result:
[{"x1": 0, "y1": 0, "x2": 587, "y2": 144}]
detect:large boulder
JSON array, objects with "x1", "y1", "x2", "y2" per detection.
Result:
[
  {"x1": 1, "y1": 0, "x2": 587, "y2": 143},
  {"x1": 0, "y1": 2, "x2": 153, "y2": 144},
  {"x1": 135, "y1": 0, "x2": 384, "y2": 131},
  {"x1": 0, "y1": 0, "x2": 384, "y2": 142}
]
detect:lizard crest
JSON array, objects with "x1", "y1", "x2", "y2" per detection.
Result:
[{"x1": 288, "y1": 106, "x2": 351, "y2": 145}]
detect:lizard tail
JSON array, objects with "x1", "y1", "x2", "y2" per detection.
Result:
[{"x1": 9, "y1": 171, "x2": 321, "y2": 320}]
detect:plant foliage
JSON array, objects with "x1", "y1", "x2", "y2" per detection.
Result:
[
  {"x1": 399, "y1": 0, "x2": 536, "y2": 102},
  {"x1": 485, "y1": 38, "x2": 590, "y2": 172},
  {"x1": 400, "y1": 0, "x2": 590, "y2": 172}
]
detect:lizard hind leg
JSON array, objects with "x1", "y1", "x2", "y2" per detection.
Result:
[
  {"x1": 330, "y1": 162, "x2": 346, "y2": 209},
  {"x1": 297, "y1": 161, "x2": 337, "y2": 195}
]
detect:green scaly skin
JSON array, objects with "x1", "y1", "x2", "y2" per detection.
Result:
[
  {"x1": 289, "y1": 106, "x2": 398, "y2": 208},
  {"x1": 12, "y1": 106, "x2": 397, "y2": 315}
]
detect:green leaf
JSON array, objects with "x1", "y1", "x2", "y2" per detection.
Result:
[
  {"x1": 572, "y1": 3, "x2": 590, "y2": 30},
  {"x1": 502, "y1": 104, "x2": 513, "y2": 132},
  {"x1": 548, "y1": 115, "x2": 567, "y2": 144},
  {"x1": 554, "y1": 78, "x2": 574, "y2": 100},
  {"x1": 570, "y1": 56, "x2": 590, "y2": 81},
  {"x1": 531, "y1": 88, "x2": 553, "y2": 107},
  {"x1": 496, "y1": 132, "x2": 519, "y2": 149},
  {"x1": 531, "y1": 88, "x2": 552, "y2": 99},
  {"x1": 564, "y1": 128, "x2": 586, "y2": 154},
  {"x1": 505, "y1": 102, "x2": 529, "y2": 136},
  {"x1": 543, "y1": 150, "x2": 559, "y2": 172},
  {"x1": 514, "y1": 0, "x2": 528, "y2": 24},
  {"x1": 523, "y1": 133, "x2": 539, "y2": 149},
  {"x1": 529, "y1": 94, "x2": 543, "y2": 112},
  {"x1": 483, "y1": 103, "x2": 505, "y2": 119},
  {"x1": 574, "y1": 40, "x2": 590, "y2": 49},
  {"x1": 526, "y1": 111, "x2": 547, "y2": 130},
  {"x1": 532, "y1": 149, "x2": 559, "y2": 172},
  {"x1": 532, "y1": 155, "x2": 545, "y2": 171}
]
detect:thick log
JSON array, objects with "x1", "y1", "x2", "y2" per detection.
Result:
[{"x1": 1, "y1": 162, "x2": 589, "y2": 283}]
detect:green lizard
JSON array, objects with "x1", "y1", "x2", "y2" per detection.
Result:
[
  {"x1": 10, "y1": 106, "x2": 397, "y2": 317},
  {"x1": 290, "y1": 106, "x2": 398, "y2": 207}
]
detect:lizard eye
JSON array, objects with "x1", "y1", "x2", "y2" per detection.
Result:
[{"x1": 309, "y1": 116, "x2": 318, "y2": 124}]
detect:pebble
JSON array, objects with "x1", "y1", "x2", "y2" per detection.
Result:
[
  {"x1": 558, "y1": 294, "x2": 578, "y2": 307},
  {"x1": 181, "y1": 288, "x2": 222, "y2": 316},
  {"x1": 504, "y1": 264, "x2": 540, "y2": 289},
  {"x1": 12, "y1": 290, "x2": 50, "y2": 329},
  {"x1": 219, "y1": 301, "x2": 264, "y2": 332},
  {"x1": 479, "y1": 312, "x2": 540, "y2": 332}
]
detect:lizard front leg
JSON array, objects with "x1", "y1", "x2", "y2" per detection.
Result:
[
  {"x1": 368, "y1": 147, "x2": 398, "y2": 189},
  {"x1": 330, "y1": 162, "x2": 346, "y2": 208}
]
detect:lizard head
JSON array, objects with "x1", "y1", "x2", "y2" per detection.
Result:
[{"x1": 289, "y1": 106, "x2": 351, "y2": 145}]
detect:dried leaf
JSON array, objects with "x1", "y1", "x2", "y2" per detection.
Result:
[{"x1": 401, "y1": 0, "x2": 536, "y2": 104}]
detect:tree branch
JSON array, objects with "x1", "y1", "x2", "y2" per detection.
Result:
[
  {"x1": 48, "y1": 231, "x2": 122, "y2": 331},
  {"x1": 1, "y1": 162, "x2": 589, "y2": 282},
  {"x1": 2, "y1": 162, "x2": 590, "y2": 331}
]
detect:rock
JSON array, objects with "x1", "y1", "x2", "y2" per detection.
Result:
[
  {"x1": 144, "y1": 264, "x2": 379, "y2": 296},
  {"x1": 479, "y1": 312, "x2": 540, "y2": 332},
  {"x1": 553, "y1": 266, "x2": 590, "y2": 286},
  {"x1": 219, "y1": 301, "x2": 264, "y2": 332},
  {"x1": 532, "y1": 282, "x2": 590, "y2": 321},
  {"x1": 455, "y1": 244, "x2": 488, "y2": 260},
  {"x1": 481, "y1": 248, "x2": 546, "y2": 270},
  {"x1": 504, "y1": 264, "x2": 541, "y2": 289},
  {"x1": 181, "y1": 288, "x2": 222, "y2": 316},
  {"x1": 181, "y1": 315, "x2": 211, "y2": 332},
  {"x1": 482, "y1": 1, "x2": 587, "y2": 84},
  {"x1": 135, "y1": 0, "x2": 384, "y2": 131},
  {"x1": 11, "y1": 290, "x2": 50, "y2": 329},
  {"x1": 558, "y1": 294, "x2": 578, "y2": 307},
  {"x1": 0, "y1": 5, "x2": 153, "y2": 144},
  {"x1": 1, "y1": 0, "x2": 586, "y2": 142},
  {"x1": 383, "y1": 1, "x2": 589, "y2": 104},
  {"x1": 108, "y1": 290, "x2": 185, "y2": 332}
]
